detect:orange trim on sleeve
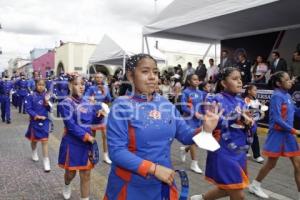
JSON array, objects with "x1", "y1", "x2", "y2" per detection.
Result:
[
  {"x1": 83, "y1": 133, "x2": 91, "y2": 142},
  {"x1": 194, "y1": 126, "x2": 202, "y2": 135},
  {"x1": 213, "y1": 129, "x2": 221, "y2": 142},
  {"x1": 291, "y1": 128, "x2": 297, "y2": 135},
  {"x1": 137, "y1": 160, "x2": 154, "y2": 177}
]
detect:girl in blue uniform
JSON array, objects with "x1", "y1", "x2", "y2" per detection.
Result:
[
  {"x1": 180, "y1": 74, "x2": 205, "y2": 174},
  {"x1": 191, "y1": 67, "x2": 255, "y2": 200},
  {"x1": 58, "y1": 74, "x2": 104, "y2": 200},
  {"x1": 103, "y1": 54, "x2": 221, "y2": 200},
  {"x1": 25, "y1": 79, "x2": 52, "y2": 172},
  {"x1": 249, "y1": 71, "x2": 300, "y2": 199},
  {"x1": 85, "y1": 72, "x2": 112, "y2": 164}
]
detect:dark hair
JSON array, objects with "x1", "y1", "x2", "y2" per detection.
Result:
[
  {"x1": 68, "y1": 73, "x2": 81, "y2": 83},
  {"x1": 242, "y1": 84, "x2": 256, "y2": 98},
  {"x1": 222, "y1": 50, "x2": 229, "y2": 54},
  {"x1": 184, "y1": 74, "x2": 198, "y2": 89},
  {"x1": 187, "y1": 62, "x2": 192, "y2": 67},
  {"x1": 125, "y1": 54, "x2": 157, "y2": 72},
  {"x1": 35, "y1": 78, "x2": 45, "y2": 85},
  {"x1": 270, "y1": 71, "x2": 288, "y2": 88},
  {"x1": 215, "y1": 67, "x2": 240, "y2": 93},
  {"x1": 272, "y1": 51, "x2": 280, "y2": 57},
  {"x1": 199, "y1": 81, "x2": 209, "y2": 91},
  {"x1": 209, "y1": 58, "x2": 214, "y2": 63}
]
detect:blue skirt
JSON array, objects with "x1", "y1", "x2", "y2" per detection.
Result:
[{"x1": 263, "y1": 130, "x2": 300, "y2": 157}]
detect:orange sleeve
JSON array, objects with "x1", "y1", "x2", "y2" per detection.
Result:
[
  {"x1": 137, "y1": 160, "x2": 154, "y2": 177},
  {"x1": 291, "y1": 128, "x2": 297, "y2": 135},
  {"x1": 83, "y1": 133, "x2": 92, "y2": 142}
]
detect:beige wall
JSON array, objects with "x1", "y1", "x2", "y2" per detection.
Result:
[{"x1": 54, "y1": 42, "x2": 96, "y2": 75}]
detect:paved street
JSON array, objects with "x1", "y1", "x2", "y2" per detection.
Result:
[{"x1": 0, "y1": 106, "x2": 299, "y2": 200}]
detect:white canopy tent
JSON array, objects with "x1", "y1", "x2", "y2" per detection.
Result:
[
  {"x1": 89, "y1": 35, "x2": 166, "y2": 74},
  {"x1": 143, "y1": 0, "x2": 300, "y2": 58}
]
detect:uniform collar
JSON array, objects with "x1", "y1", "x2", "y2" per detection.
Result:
[
  {"x1": 131, "y1": 93, "x2": 158, "y2": 102},
  {"x1": 275, "y1": 88, "x2": 288, "y2": 94},
  {"x1": 71, "y1": 95, "x2": 83, "y2": 103}
]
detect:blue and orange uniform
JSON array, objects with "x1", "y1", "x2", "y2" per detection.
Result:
[
  {"x1": 205, "y1": 92, "x2": 254, "y2": 190},
  {"x1": 25, "y1": 91, "x2": 51, "y2": 141},
  {"x1": 54, "y1": 76, "x2": 69, "y2": 117},
  {"x1": 85, "y1": 84, "x2": 112, "y2": 131},
  {"x1": 0, "y1": 79, "x2": 14, "y2": 122},
  {"x1": 16, "y1": 78, "x2": 30, "y2": 113},
  {"x1": 103, "y1": 94, "x2": 200, "y2": 200},
  {"x1": 181, "y1": 87, "x2": 205, "y2": 128},
  {"x1": 58, "y1": 96, "x2": 101, "y2": 170},
  {"x1": 263, "y1": 89, "x2": 300, "y2": 157}
]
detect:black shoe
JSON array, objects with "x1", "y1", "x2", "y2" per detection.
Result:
[
  {"x1": 6, "y1": 120, "x2": 11, "y2": 124},
  {"x1": 2, "y1": 119, "x2": 5, "y2": 122}
]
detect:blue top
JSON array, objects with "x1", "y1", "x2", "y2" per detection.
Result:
[
  {"x1": 25, "y1": 91, "x2": 51, "y2": 120},
  {"x1": 269, "y1": 89, "x2": 300, "y2": 134},
  {"x1": 0, "y1": 80, "x2": 14, "y2": 95},
  {"x1": 181, "y1": 87, "x2": 205, "y2": 128},
  {"x1": 60, "y1": 96, "x2": 101, "y2": 146},
  {"x1": 207, "y1": 92, "x2": 255, "y2": 153},
  {"x1": 107, "y1": 93, "x2": 198, "y2": 185}
]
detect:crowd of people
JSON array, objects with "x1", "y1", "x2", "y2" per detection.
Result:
[{"x1": 0, "y1": 50, "x2": 300, "y2": 200}]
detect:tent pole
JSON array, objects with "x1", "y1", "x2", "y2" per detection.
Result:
[
  {"x1": 214, "y1": 42, "x2": 217, "y2": 64},
  {"x1": 145, "y1": 36, "x2": 150, "y2": 54},
  {"x1": 203, "y1": 43, "x2": 213, "y2": 61},
  {"x1": 122, "y1": 53, "x2": 126, "y2": 75},
  {"x1": 142, "y1": 36, "x2": 145, "y2": 53}
]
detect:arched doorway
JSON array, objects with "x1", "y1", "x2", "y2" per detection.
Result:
[{"x1": 56, "y1": 62, "x2": 65, "y2": 76}]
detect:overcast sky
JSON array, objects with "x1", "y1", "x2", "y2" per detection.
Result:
[{"x1": 0, "y1": 0, "x2": 177, "y2": 71}]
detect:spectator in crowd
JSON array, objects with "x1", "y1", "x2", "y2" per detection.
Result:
[
  {"x1": 176, "y1": 64, "x2": 184, "y2": 78},
  {"x1": 195, "y1": 59, "x2": 207, "y2": 81},
  {"x1": 183, "y1": 62, "x2": 195, "y2": 82},
  {"x1": 237, "y1": 53, "x2": 252, "y2": 84},
  {"x1": 270, "y1": 51, "x2": 287, "y2": 74},
  {"x1": 252, "y1": 56, "x2": 268, "y2": 84},
  {"x1": 159, "y1": 77, "x2": 171, "y2": 100},
  {"x1": 206, "y1": 58, "x2": 219, "y2": 83},
  {"x1": 219, "y1": 50, "x2": 232, "y2": 72},
  {"x1": 288, "y1": 51, "x2": 300, "y2": 81}
]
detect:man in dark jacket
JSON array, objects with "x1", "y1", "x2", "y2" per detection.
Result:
[
  {"x1": 270, "y1": 51, "x2": 287, "y2": 74},
  {"x1": 195, "y1": 59, "x2": 207, "y2": 81}
]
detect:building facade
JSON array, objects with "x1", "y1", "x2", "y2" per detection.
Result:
[{"x1": 54, "y1": 42, "x2": 96, "y2": 76}]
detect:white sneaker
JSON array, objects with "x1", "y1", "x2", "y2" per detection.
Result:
[
  {"x1": 190, "y1": 194, "x2": 203, "y2": 200},
  {"x1": 62, "y1": 184, "x2": 72, "y2": 200},
  {"x1": 246, "y1": 153, "x2": 251, "y2": 158},
  {"x1": 43, "y1": 157, "x2": 51, "y2": 172},
  {"x1": 32, "y1": 149, "x2": 39, "y2": 161},
  {"x1": 180, "y1": 146, "x2": 187, "y2": 162},
  {"x1": 190, "y1": 161, "x2": 203, "y2": 174},
  {"x1": 103, "y1": 152, "x2": 112, "y2": 164},
  {"x1": 249, "y1": 183, "x2": 269, "y2": 199},
  {"x1": 255, "y1": 156, "x2": 264, "y2": 163}
]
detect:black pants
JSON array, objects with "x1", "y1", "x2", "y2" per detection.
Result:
[{"x1": 251, "y1": 133, "x2": 261, "y2": 158}]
